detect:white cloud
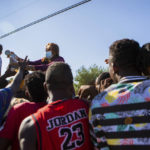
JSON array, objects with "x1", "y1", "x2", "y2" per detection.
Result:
[{"x1": 0, "y1": 21, "x2": 15, "y2": 34}]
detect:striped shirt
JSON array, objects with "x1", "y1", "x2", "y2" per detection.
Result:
[{"x1": 89, "y1": 76, "x2": 150, "y2": 150}]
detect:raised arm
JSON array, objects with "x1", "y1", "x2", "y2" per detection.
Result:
[
  {"x1": 0, "y1": 57, "x2": 28, "y2": 125},
  {"x1": 8, "y1": 56, "x2": 28, "y2": 94},
  {"x1": 28, "y1": 59, "x2": 43, "y2": 65}
]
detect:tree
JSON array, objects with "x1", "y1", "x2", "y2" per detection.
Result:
[{"x1": 74, "y1": 64, "x2": 107, "y2": 94}]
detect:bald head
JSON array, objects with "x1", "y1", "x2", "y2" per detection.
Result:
[{"x1": 45, "y1": 62, "x2": 73, "y2": 90}]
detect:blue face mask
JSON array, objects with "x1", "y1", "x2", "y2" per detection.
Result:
[{"x1": 46, "y1": 51, "x2": 52, "y2": 59}]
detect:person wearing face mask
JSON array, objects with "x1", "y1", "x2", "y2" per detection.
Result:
[{"x1": 27, "y1": 43, "x2": 65, "y2": 71}]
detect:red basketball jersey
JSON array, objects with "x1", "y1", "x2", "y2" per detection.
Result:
[{"x1": 32, "y1": 98, "x2": 93, "y2": 150}]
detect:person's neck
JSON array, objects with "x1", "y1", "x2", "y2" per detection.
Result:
[
  {"x1": 116, "y1": 69, "x2": 142, "y2": 82},
  {"x1": 48, "y1": 91, "x2": 72, "y2": 104}
]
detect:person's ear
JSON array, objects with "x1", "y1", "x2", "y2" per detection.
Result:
[
  {"x1": 25, "y1": 90, "x2": 30, "y2": 99},
  {"x1": 44, "y1": 82, "x2": 47, "y2": 92},
  {"x1": 113, "y1": 63, "x2": 119, "y2": 73}
]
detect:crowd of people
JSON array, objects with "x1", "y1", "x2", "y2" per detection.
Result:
[{"x1": 0, "y1": 39, "x2": 150, "y2": 150}]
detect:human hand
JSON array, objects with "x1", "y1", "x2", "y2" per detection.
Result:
[
  {"x1": 10, "y1": 51, "x2": 14, "y2": 54},
  {"x1": 97, "y1": 77, "x2": 113, "y2": 93},
  {"x1": 18, "y1": 56, "x2": 29, "y2": 70}
]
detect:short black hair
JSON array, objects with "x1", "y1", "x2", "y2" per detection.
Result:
[
  {"x1": 136, "y1": 43, "x2": 150, "y2": 75},
  {"x1": 142, "y1": 43, "x2": 150, "y2": 50},
  {"x1": 24, "y1": 71, "x2": 47, "y2": 102},
  {"x1": 95, "y1": 72, "x2": 110, "y2": 85},
  {"x1": 46, "y1": 62, "x2": 73, "y2": 90},
  {"x1": 109, "y1": 39, "x2": 140, "y2": 68},
  {"x1": 0, "y1": 44, "x2": 3, "y2": 53}
]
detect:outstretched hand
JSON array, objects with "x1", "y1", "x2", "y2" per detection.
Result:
[{"x1": 18, "y1": 56, "x2": 29, "y2": 70}]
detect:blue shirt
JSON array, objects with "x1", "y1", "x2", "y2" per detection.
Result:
[{"x1": 0, "y1": 88, "x2": 13, "y2": 125}]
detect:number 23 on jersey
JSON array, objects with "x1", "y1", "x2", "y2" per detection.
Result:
[{"x1": 59, "y1": 122, "x2": 85, "y2": 150}]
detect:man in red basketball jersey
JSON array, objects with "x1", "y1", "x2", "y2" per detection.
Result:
[
  {"x1": 0, "y1": 71, "x2": 47, "y2": 150},
  {"x1": 19, "y1": 62, "x2": 93, "y2": 150}
]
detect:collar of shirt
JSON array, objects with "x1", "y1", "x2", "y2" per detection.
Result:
[{"x1": 119, "y1": 76, "x2": 148, "y2": 84}]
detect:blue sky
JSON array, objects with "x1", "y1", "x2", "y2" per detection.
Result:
[{"x1": 0, "y1": 0, "x2": 150, "y2": 77}]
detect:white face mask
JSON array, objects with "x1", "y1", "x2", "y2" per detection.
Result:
[{"x1": 46, "y1": 51, "x2": 52, "y2": 59}]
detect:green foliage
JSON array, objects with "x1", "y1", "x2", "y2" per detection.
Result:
[{"x1": 74, "y1": 64, "x2": 107, "y2": 94}]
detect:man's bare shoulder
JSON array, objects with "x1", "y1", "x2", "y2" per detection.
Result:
[
  {"x1": 19, "y1": 116, "x2": 37, "y2": 150},
  {"x1": 19, "y1": 116, "x2": 34, "y2": 133}
]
